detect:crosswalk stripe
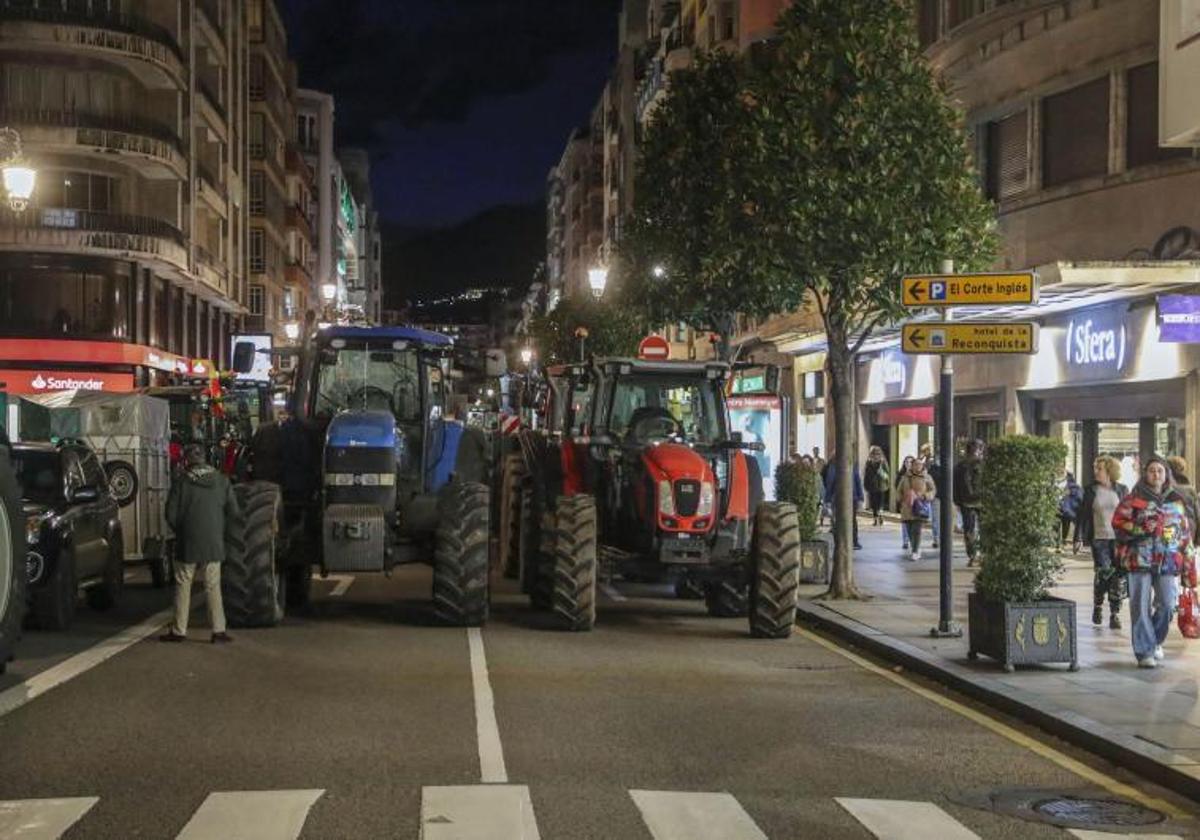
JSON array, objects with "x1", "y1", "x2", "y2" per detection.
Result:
[
  {"x1": 0, "y1": 797, "x2": 98, "y2": 840},
  {"x1": 174, "y1": 790, "x2": 324, "y2": 840},
  {"x1": 420, "y1": 785, "x2": 540, "y2": 840},
  {"x1": 836, "y1": 798, "x2": 979, "y2": 840},
  {"x1": 1069, "y1": 832, "x2": 1182, "y2": 839},
  {"x1": 629, "y1": 790, "x2": 767, "y2": 840}
]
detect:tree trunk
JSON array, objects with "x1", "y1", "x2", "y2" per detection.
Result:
[
  {"x1": 713, "y1": 314, "x2": 735, "y2": 362},
  {"x1": 824, "y1": 339, "x2": 862, "y2": 599}
]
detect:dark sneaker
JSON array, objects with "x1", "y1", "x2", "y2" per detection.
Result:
[
  {"x1": 1092, "y1": 606, "x2": 1103, "y2": 626},
  {"x1": 211, "y1": 632, "x2": 234, "y2": 644},
  {"x1": 159, "y1": 632, "x2": 187, "y2": 643},
  {"x1": 1109, "y1": 612, "x2": 1122, "y2": 630}
]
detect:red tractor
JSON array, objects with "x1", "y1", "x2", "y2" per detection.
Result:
[{"x1": 501, "y1": 357, "x2": 800, "y2": 637}]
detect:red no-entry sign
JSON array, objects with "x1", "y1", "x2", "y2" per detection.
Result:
[{"x1": 638, "y1": 335, "x2": 671, "y2": 360}]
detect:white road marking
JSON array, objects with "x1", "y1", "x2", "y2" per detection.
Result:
[
  {"x1": 629, "y1": 790, "x2": 767, "y2": 840},
  {"x1": 1069, "y1": 832, "x2": 1182, "y2": 840},
  {"x1": 835, "y1": 798, "x2": 979, "y2": 840},
  {"x1": 174, "y1": 790, "x2": 323, "y2": 840},
  {"x1": 325, "y1": 574, "x2": 354, "y2": 597},
  {"x1": 0, "y1": 797, "x2": 98, "y2": 839},
  {"x1": 599, "y1": 582, "x2": 627, "y2": 602},
  {"x1": 0, "y1": 607, "x2": 173, "y2": 720},
  {"x1": 420, "y1": 785, "x2": 540, "y2": 840},
  {"x1": 467, "y1": 627, "x2": 508, "y2": 783}
]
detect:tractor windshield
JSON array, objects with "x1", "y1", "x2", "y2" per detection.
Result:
[
  {"x1": 313, "y1": 344, "x2": 421, "y2": 422},
  {"x1": 607, "y1": 375, "x2": 726, "y2": 445}
]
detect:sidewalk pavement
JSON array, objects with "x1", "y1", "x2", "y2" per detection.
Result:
[{"x1": 797, "y1": 517, "x2": 1200, "y2": 801}]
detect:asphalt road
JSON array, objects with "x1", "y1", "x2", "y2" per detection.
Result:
[{"x1": 0, "y1": 564, "x2": 1196, "y2": 839}]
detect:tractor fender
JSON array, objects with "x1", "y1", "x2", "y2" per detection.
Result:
[{"x1": 725, "y1": 451, "x2": 752, "y2": 523}]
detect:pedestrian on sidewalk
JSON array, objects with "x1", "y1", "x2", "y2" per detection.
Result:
[
  {"x1": 897, "y1": 458, "x2": 936, "y2": 562},
  {"x1": 896, "y1": 455, "x2": 915, "y2": 551},
  {"x1": 161, "y1": 443, "x2": 240, "y2": 644},
  {"x1": 1057, "y1": 468, "x2": 1083, "y2": 553},
  {"x1": 1078, "y1": 455, "x2": 1128, "y2": 629},
  {"x1": 1167, "y1": 456, "x2": 1199, "y2": 537},
  {"x1": 920, "y1": 443, "x2": 945, "y2": 549},
  {"x1": 864, "y1": 446, "x2": 890, "y2": 527},
  {"x1": 953, "y1": 439, "x2": 985, "y2": 567},
  {"x1": 1112, "y1": 457, "x2": 1192, "y2": 668},
  {"x1": 824, "y1": 456, "x2": 864, "y2": 550}
]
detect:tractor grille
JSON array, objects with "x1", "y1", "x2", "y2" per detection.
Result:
[
  {"x1": 674, "y1": 479, "x2": 701, "y2": 517},
  {"x1": 325, "y1": 446, "x2": 393, "y2": 474}
]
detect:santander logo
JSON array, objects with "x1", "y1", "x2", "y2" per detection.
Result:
[
  {"x1": 31, "y1": 374, "x2": 47, "y2": 390},
  {"x1": 30, "y1": 373, "x2": 105, "y2": 391}
]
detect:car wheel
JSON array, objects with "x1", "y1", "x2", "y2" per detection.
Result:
[
  {"x1": 103, "y1": 461, "x2": 138, "y2": 508},
  {"x1": 33, "y1": 550, "x2": 77, "y2": 631},
  {"x1": 87, "y1": 530, "x2": 124, "y2": 611}
]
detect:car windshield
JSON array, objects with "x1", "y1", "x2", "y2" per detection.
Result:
[
  {"x1": 314, "y1": 345, "x2": 421, "y2": 422},
  {"x1": 607, "y1": 375, "x2": 725, "y2": 444},
  {"x1": 12, "y1": 450, "x2": 62, "y2": 504}
]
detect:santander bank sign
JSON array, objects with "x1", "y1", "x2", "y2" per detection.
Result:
[
  {"x1": 31, "y1": 373, "x2": 106, "y2": 392},
  {"x1": 2, "y1": 369, "x2": 134, "y2": 394}
]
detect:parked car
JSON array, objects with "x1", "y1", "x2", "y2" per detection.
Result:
[{"x1": 11, "y1": 440, "x2": 124, "y2": 630}]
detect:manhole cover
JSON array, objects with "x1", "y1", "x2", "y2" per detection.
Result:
[{"x1": 1032, "y1": 795, "x2": 1166, "y2": 828}]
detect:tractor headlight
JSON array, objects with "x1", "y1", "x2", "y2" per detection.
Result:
[
  {"x1": 697, "y1": 481, "x2": 715, "y2": 517},
  {"x1": 658, "y1": 479, "x2": 675, "y2": 516}
]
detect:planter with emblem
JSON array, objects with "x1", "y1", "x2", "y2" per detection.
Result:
[
  {"x1": 967, "y1": 435, "x2": 1078, "y2": 672},
  {"x1": 776, "y1": 460, "x2": 829, "y2": 584}
]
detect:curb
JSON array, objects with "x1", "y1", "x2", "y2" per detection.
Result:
[{"x1": 795, "y1": 599, "x2": 1200, "y2": 804}]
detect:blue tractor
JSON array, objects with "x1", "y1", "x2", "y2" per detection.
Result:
[{"x1": 225, "y1": 325, "x2": 491, "y2": 627}]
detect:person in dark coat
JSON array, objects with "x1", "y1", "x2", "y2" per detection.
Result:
[
  {"x1": 1078, "y1": 455, "x2": 1128, "y2": 629},
  {"x1": 864, "y1": 446, "x2": 890, "y2": 527},
  {"x1": 953, "y1": 439, "x2": 985, "y2": 566},
  {"x1": 823, "y1": 457, "x2": 864, "y2": 550},
  {"x1": 1057, "y1": 468, "x2": 1084, "y2": 553},
  {"x1": 161, "y1": 444, "x2": 240, "y2": 643}
]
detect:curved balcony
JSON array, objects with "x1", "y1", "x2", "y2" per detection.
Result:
[
  {"x1": 0, "y1": 207, "x2": 188, "y2": 273},
  {"x1": 0, "y1": 6, "x2": 185, "y2": 90},
  {"x1": 0, "y1": 107, "x2": 185, "y2": 180}
]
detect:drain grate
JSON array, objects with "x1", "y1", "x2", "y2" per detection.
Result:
[{"x1": 1032, "y1": 795, "x2": 1166, "y2": 828}]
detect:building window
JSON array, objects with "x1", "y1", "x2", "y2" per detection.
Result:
[
  {"x1": 249, "y1": 171, "x2": 265, "y2": 216},
  {"x1": 36, "y1": 171, "x2": 117, "y2": 213},
  {"x1": 917, "y1": 0, "x2": 939, "y2": 46},
  {"x1": 249, "y1": 113, "x2": 265, "y2": 159},
  {"x1": 985, "y1": 109, "x2": 1028, "y2": 201},
  {"x1": 721, "y1": 2, "x2": 735, "y2": 41},
  {"x1": 249, "y1": 284, "x2": 264, "y2": 316},
  {"x1": 1042, "y1": 77, "x2": 1110, "y2": 188},
  {"x1": 249, "y1": 230, "x2": 265, "y2": 273},
  {"x1": 1126, "y1": 63, "x2": 1192, "y2": 170}
]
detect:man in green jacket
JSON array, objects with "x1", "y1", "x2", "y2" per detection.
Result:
[{"x1": 161, "y1": 444, "x2": 240, "y2": 643}]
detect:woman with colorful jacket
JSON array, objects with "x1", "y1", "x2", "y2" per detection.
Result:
[{"x1": 1112, "y1": 457, "x2": 1194, "y2": 668}]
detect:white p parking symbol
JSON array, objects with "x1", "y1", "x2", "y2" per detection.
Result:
[{"x1": 930, "y1": 281, "x2": 947, "y2": 301}]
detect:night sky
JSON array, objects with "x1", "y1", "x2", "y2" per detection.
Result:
[{"x1": 281, "y1": 0, "x2": 622, "y2": 229}]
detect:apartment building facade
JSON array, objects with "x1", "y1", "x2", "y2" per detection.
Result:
[
  {"x1": 339, "y1": 147, "x2": 382, "y2": 324},
  {"x1": 0, "y1": 0, "x2": 250, "y2": 391}
]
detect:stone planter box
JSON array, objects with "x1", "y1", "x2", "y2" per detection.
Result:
[
  {"x1": 967, "y1": 592, "x2": 1078, "y2": 672},
  {"x1": 798, "y1": 536, "x2": 831, "y2": 584}
]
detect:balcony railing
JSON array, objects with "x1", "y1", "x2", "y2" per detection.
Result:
[
  {"x1": 2, "y1": 207, "x2": 186, "y2": 248},
  {"x1": 0, "y1": 106, "x2": 181, "y2": 150},
  {"x1": 196, "y1": 161, "x2": 226, "y2": 198},
  {"x1": 197, "y1": 79, "x2": 227, "y2": 122},
  {"x1": 0, "y1": 2, "x2": 183, "y2": 62}
]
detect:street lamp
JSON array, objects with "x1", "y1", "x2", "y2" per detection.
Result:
[
  {"x1": 520, "y1": 347, "x2": 534, "y2": 366},
  {"x1": 0, "y1": 127, "x2": 36, "y2": 212},
  {"x1": 320, "y1": 282, "x2": 337, "y2": 302},
  {"x1": 652, "y1": 265, "x2": 666, "y2": 279},
  {"x1": 588, "y1": 265, "x2": 608, "y2": 299},
  {"x1": 284, "y1": 322, "x2": 300, "y2": 341}
]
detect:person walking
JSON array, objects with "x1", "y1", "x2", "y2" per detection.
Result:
[
  {"x1": 1112, "y1": 457, "x2": 1193, "y2": 668},
  {"x1": 161, "y1": 443, "x2": 240, "y2": 644},
  {"x1": 1078, "y1": 455, "x2": 1128, "y2": 629},
  {"x1": 953, "y1": 439, "x2": 985, "y2": 567},
  {"x1": 864, "y1": 446, "x2": 890, "y2": 527},
  {"x1": 919, "y1": 443, "x2": 945, "y2": 550},
  {"x1": 1057, "y1": 469, "x2": 1083, "y2": 553},
  {"x1": 897, "y1": 458, "x2": 936, "y2": 561},
  {"x1": 1167, "y1": 456, "x2": 1199, "y2": 538},
  {"x1": 896, "y1": 456, "x2": 915, "y2": 552},
  {"x1": 823, "y1": 457, "x2": 864, "y2": 550}
]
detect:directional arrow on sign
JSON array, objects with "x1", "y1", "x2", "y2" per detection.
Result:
[
  {"x1": 907, "y1": 279, "x2": 926, "y2": 302},
  {"x1": 908, "y1": 327, "x2": 926, "y2": 346}
]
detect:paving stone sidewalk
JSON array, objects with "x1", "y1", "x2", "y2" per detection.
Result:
[{"x1": 797, "y1": 517, "x2": 1200, "y2": 798}]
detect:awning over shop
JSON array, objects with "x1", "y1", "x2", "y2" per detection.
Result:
[{"x1": 875, "y1": 405, "x2": 935, "y2": 425}]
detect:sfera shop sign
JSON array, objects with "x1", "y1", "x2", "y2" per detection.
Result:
[{"x1": 1063, "y1": 304, "x2": 1134, "y2": 381}]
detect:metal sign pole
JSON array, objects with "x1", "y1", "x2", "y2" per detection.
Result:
[{"x1": 933, "y1": 258, "x2": 962, "y2": 638}]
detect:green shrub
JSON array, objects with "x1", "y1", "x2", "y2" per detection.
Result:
[
  {"x1": 775, "y1": 460, "x2": 821, "y2": 541},
  {"x1": 975, "y1": 435, "x2": 1067, "y2": 603}
]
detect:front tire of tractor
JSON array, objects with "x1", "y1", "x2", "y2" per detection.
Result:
[
  {"x1": 550, "y1": 495, "x2": 597, "y2": 632},
  {"x1": 704, "y1": 581, "x2": 748, "y2": 617},
  {"x1": 0, "y1": 448, "x2": 27, "y2": 671},
  {"x1": 223, "y1": 481, "x2": 285, "y2": 628},
  {"x1": 518, "y1": 485, "x2": 553, "y2": 610},
  {"x1": 433, "y1": 482, "x2": 490, "y2": 627},
  {"x1": 748, "y1": 502, "x2": 801, "y2": 639}
]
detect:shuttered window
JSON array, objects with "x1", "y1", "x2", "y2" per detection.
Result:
[
  {"x1": 1042, "y1": 77, "x2": 1110, "y2": 188},
  {"x1": 1126, "y1": 63, "x2": 1191, "y2": 169},
  {"x1": 985, "y1": 110, "x2": 1028, "y2": 201}
]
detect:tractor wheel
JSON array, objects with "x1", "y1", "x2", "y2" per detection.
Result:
[
  {"x1": 748, "y1": 502, "x2": 801, "y2": 639},
  {"x1": 703, "y1": 581, "x2": 748, "y2": 617},
  {"x1": 86, "y1": 529, "x2": 124, "y2": 612},
  {"x1": 0, "y1": 448, "x2": 26, "y2": 671},
  {"x1": 518, "y1": 485, "x2": 552, "y2": 609},
  {"x1": 674, "y1": 575, "x2": 704, "y2": 600},
  {"x1": 433, "y1": 482, "x2": 490, "y2": 626},
  {"x1": 550, "y1": 495, "x2": 597, "y2": 632},
  {"x1": 223, "y1": 481, "x2": 286, "y2": 628},
  {"x1": 499, "y1": 455, "x2": 525, "y2": 579}
]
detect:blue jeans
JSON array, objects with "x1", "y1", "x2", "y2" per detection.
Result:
[{"x1": 1127, "y1": 570, "x2": 1178, "y2": 660}]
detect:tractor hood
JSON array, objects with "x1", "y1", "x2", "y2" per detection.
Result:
[
  {"x1": 326, "y1": 409, "x2": 397, "y2": 450},
  {"x1": 641, "y1": 442, "x2": 712, "y2": 482}
]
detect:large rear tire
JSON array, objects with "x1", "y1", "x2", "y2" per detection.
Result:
[
  {"x1": 703, "y1": 581, "x2": 748, "y2": 617},
  {"x1": 433, "y1": 482, "x2": 490, "y2": 627},
  {"x1": 223, "y1": 481, "x2": 285, "y2": 628},
  {"x1": 551, "y1": 495, "x2": 597, "y2": 632},
  {"x1": 499, "y1": 455, "x2": 525, "y2": 579},
  {"x1": 518, "y1": 485, "x2": 553, "y2": 609},
  {"x1": 0, "y1": 449, "x2": 27, "y2": 668},
  {"x1": 748, "y1": 502, "x2": 801, "y2": 639}
]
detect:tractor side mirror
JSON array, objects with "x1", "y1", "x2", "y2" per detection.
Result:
[{"x1": 232, "y1": 341, "x2": 257, "y2": 374}]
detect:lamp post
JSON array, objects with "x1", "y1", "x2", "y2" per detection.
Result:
[
  {"x1": 1, "y1": 127, "x2": 36, "y2": 212},
  {"x1": 587, "y1": 265, "x2": 608, "y2": 299}
]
